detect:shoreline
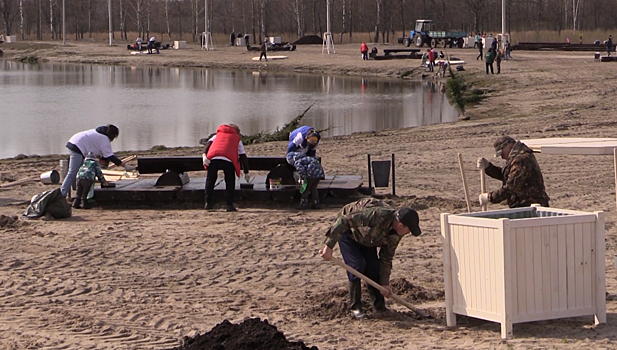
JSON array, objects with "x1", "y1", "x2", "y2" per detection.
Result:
[{"x1": 2, "y1": 40, "x2": 617, "y2": 350}]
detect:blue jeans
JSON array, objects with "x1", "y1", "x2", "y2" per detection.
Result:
[
  {"x1": 61, "y1": 149, "x2": 84, "y2": 197},
  {"x1": 338, "y1": 231, "x2": 381, "y2": 283}
]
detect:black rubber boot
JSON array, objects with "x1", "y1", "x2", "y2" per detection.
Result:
[
  {"x1": 72, "y1": 198, "x2": 81, "y2": 209},
  {"x1": 349, "y1": 280, "x2": 366, "y2": 319},
  {"x1": 368, "y1": 285, "x2": 388, "y2": 313},
  {"x1": 297, "y1": 198, "x2": 310, "y2": 210}
]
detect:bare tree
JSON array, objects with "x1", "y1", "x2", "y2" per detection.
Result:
[{"x1": 1, "y1": 0, "x2": 18, "y2": 36}]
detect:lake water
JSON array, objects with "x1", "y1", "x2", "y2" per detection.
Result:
[{"x1": 0, "y1": 61, "x2": 458, "y2": 159}]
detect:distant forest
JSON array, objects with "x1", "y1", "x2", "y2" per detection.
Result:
[{"x1": 1, "y1": 0, "x2": 615, "y2": 44}]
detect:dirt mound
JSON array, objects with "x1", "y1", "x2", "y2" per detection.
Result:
[
  {"x1": 390, "y1": 278, "x2": 445, "y2": 302},
  {"x1": 168, "y1": 318, "x2": 318, "y2": 350},
  {"x1": 0, "y1": 215, "x2": 19, "y2": 228},
  {"x1": 406, "y1": 195, "x2": 467, "y2": 212}
]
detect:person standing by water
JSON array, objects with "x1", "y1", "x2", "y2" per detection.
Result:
[
  {"x1": 259, "y1": 41, "x2": 268, "y2": 61},
  {"x1": 606, "y1": 35, "x2": 613, "y2": 57},
  {"x1": 61, "y1": 125, "x2": 133, "y2": 199},
  {"x1": 360, "y1": 42, "x2": 369, "y2": 60},
  {"x1": 476, "y1": 39, "x2": 484, "y2": 61},
  {"x1": 202, "y1": 124, "x2": 250, "y2": 212}
]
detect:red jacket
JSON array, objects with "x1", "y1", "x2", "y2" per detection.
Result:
[
  {"x1": 206, "y1": 124, "x2": 242, "y2": 176},
  {"x1": 360, "y1": 43, "x2": 368, "y2": 53},
  {"x1": 428, "y1": 50, "x2": 434, "y2": 61}
]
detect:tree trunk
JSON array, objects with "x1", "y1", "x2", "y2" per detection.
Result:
[
  {"x1": 176, "y1": 0, "x2": 182, "y2": 39},
  {"x1": 50, "y1": 0, "x2": 54, "y2": 39},
  {"x1": 374, "y1": 0, "x2": 381, "y2": 43},
  {"x1": 164, "y1": 0, "x2": 171, "y2": 41},
  {"x1": 339, "y1": 0, "x2": 346, "y2": 43}
]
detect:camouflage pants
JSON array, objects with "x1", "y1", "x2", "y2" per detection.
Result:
[{"x1": 286, "y1": 152, "x2": 324, "y2": 180}]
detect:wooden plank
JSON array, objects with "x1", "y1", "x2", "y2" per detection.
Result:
[
  {"x1": 107, "y1": 155, "x2": 137, "y2": 169},
  {"x1": 488, "y1": 227, "x2": 497, "y2": 314},
  {"x1": 510, "y1": 227, "x2": 518, "y2": 318},
  {"x1": 541, "y1": 226, "x2": 552, "y2": 313},
  {"x1": 582, "y1": 222, "x2": 592, "y2": 309},
  {"x1": 441, "y1": 214, "x2": 457, "y2": 327},
  {"x1": 532, "y1": 226, "x2": 543, "y2": 313},
  {"x1": 566, "y1": 224, "x2": 576, "y2": 309},
  {"x1": 594, "y1": 212, "x2": 607, "y2": 324},
  {"x1": 558, "y1": 225, "x2": 568, "y2": 310},
  {"x1": 525, "y1": 227, "x2": 535, "y2": 315},
  {"x1": 500, "y1": 219, "x2": 513, "y2": 339},
  {"x1": 574, "y1": 223, "x2": 584, "y2": 309},
  {"x1": 549, "y1": 225, "x2": 560, "y2": 310},
  {"x1": 478, "y1": 227, "x2": 487, "y2": 313},
  {"x1": 137, "y1": 156, "x2": 291, "y2": 174},
  {"x1": 0, "y1": 176, "x2": 38, "y2": 188},
  {"x1": 516, "y1": 227, "x2": 527, "y2": 315}
]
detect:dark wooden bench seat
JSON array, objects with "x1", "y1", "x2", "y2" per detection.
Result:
[
  {"x1": 137, "y1": 156, "x2": 290, "y2": 174},
  {"x1": 383, "y1": 48, "x2": 420, "y2": 55}
]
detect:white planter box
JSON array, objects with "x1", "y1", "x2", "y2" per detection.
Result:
[
  {"x1": 268, "y1": 36, "x2": 282, "y2": 44},
  {"x1": 441, "y1": 205, "x2": 606, "y2": 339},
  {"x1": 5, "y1": 35, "x2": 17, "y2": 43},
  {"x1": 173, "y1": 41, "x2": 187, "y2": 49}
]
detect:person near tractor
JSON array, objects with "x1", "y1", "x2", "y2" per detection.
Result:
[
  {"x1": 477, "y1": 136, "x2": 550, "y2": 209},
  {"x1": 485, "y1": 48, "x2": 495, "y2": 74},
  {"x1": 202, "y1": 124, "x2": 250, "y2": 212},
  {"x1": 360, "y1": 42, "x2": 369, "y2": 60},
  {"x1": 320, "y1": 198, "x2": 422, "y2": 319},
  {"x1": 286, "y1": 126, "x2": 324, "y2": 209},
  {"x1": 61, "y1": 125, "x2": 133, "y2": 199},
  {"x1": 73, "y1": 152, "x2": 109, "y2": 209}
]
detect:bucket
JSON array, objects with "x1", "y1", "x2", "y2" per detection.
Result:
[
  {"x1": 40, "y1": 170, "x2": 60, "y2": 184},
  {"x1": 594, "y1": 52, "x2": 600, "y2": 60},
  {"x1": 59, "y1": 159, "x2": 69, "y2": 181},
  {"x1": 269, "y1": 178, "x2": 282, "y2": 190}
]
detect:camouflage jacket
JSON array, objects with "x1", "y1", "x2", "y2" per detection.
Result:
[
  {"x1": 325, "y1": 198, "x2": 402, "y2": 285},
  {"x1": 485, "y1": 141, "x2": 550, "y2": 208},
  {"x1": 77, "y1": 159, "x2": 106, "y2": 183}
]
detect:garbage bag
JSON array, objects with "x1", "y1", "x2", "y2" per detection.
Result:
[{"x1": 22, "y1": 188, "x2": 72, "y2": 219}]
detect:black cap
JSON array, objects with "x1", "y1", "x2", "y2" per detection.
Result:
[
  {"x1": 396, "y1": 207, "x2": 422, "y2": 236},
  {"x1": 493, "y1": 136, "x2": 515, "y2": 157}
]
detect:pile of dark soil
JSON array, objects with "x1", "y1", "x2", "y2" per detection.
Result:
[
  {"x1": 0, "y1": 215, "x2": 19, "y2": 228},
  {"x1": 390, "y1": 278, "x2": 445, "y2": 302},
  {"x1": 168, "y1": 318, "x2": 318, "y2": 350}
]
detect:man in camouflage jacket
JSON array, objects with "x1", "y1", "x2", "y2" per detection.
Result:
[
  {"x1": 478, "y1": 136, "x2": 550, "y2": 208},
  {"x1": 320, "y1": 198, "x2": 421, "y2": 319}
]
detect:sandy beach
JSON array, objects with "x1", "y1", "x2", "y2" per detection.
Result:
[{"x1": 1, "y1": 40, "x2": 617, "y2": 349}]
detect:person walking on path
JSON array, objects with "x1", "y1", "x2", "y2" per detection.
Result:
[
  {"x1": 61, "y1": 125, "x2": 133, "y2": 198},
  {"x1": 73, "y1": 152, "x2": 109, "y2": 209},
  {"x1": 360, "y1": 42, "x2": 369, "y2": 60},
  {"x1": 606, "y1": 35, "x2": 613, "y2": 57},
  {"x1": 495, "y1": 49, "x2": 502, "y2": 74},
  {"x1": 259, "y1": 41, "x2": 268, "y2": 61},
  {"x1": 202, "y1": 124, "x2": 250, "y2": 212},
  {"x1": 477, "y1": 136, "x2": 550, "y2": 208},
  {"x1": 320, "y1": 198, "x2": 422, "y2": 319},
  {"x1": 287, "y1": 126, "x2": 324, "y2": 209},
  {"x1": 485, "y1": 48, "x2": 495, "y2": 74},
  {"x1": 476, "y1": 39, "x2": 484, "y2": 61}
]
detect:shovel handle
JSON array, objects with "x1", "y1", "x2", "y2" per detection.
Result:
[{"x1": 329, "y1": 256, "x2": 431, "y2": 318}]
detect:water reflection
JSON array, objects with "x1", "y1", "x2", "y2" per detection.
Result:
[{"x1": 0, "y1": 61, "x2": 457, "y2": 159}]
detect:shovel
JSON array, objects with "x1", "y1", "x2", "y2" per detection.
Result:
[{"x1": 329, "y1": 256, "x2": 432, "y2": 319}]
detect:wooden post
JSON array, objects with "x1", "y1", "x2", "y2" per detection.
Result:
[
  {"x1": 391, "y1": 153, "x2": 396, "y2": 196},
  {"x1": 457, "y1": 153, "x2": 472, "y2": 213},
  {"x1": 367, "y1": 154, "x2": 372, "y2": 190},
  {"x1": 480, "y1": 167, "x2": 487, "y2": 211}
]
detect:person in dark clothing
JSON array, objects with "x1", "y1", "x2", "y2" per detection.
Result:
[
  {"x1": 244, "y1": 34, "x2": 250, "y2": 47},
  {"x1": 230, "y1": 32, "x2": 236, "y2": 46},
  {"x1": 495, "y1": 49, "x2": 502, "y2": 74},
  {"x1": 490, "y1": 37, "x2": 497, "y2": 51},
  {"x1": 320, "y1": 198, "x2": 422, "y2": 319},
  {"x1": 476, "y1": 40, "x2": 484, "y2": 61},
  {"x1": 477, "y1": 136, "x2": 550, "y2": 208},
  {"x1": 287, "y1": 126, "x2": 323, "y2": 209},
  {"x1": 606, "y1": 35, "x2": 613, "y2": 57},
  {"x1": 259, "y1": 41, "x2": 267, "y2": 61}
]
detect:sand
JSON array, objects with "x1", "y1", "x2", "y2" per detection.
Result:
[{"x1": 1, "y1": 40, "x2": 617, "y2": 349}]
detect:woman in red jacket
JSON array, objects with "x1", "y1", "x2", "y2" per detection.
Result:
[
  {"x1": 202, "y1": 124, "x2": 250, "y2": 211},
  {"x1": 360, "y1": 42, "x2": 369, "y2": 60}
]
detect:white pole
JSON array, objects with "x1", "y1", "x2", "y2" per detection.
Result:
[
  {"x1": 108, "y1": 0, "x2": 113, "y2": 46},
  {"x1": 502, "y1": 0, "x2": 506, "y2": 42},
  {"x1": 62, "y1": 0, "x2": 65, "y2": 45}
]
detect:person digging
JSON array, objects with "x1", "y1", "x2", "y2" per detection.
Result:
[
  {"x1": 320, "y1": 198, "x2": 422, "y2": 319},
  {"x1": 477, "y1": 135, "x2": 550, "y2": 208}
]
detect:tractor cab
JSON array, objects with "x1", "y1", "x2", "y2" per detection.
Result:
[{"x1": 415, "y1": 20, "x2": 434, "y2": 33}]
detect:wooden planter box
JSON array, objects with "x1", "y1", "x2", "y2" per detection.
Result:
[{"x1": 441, "y1": 205, "x2": 606, "y2": 338}]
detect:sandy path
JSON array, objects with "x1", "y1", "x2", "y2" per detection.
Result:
[{"x1": 1, "y1": 41, "x2": 617, "y2": 349}]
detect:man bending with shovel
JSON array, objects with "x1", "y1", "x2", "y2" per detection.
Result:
[{"x1": 320, "y1": 198, "x2": 422, "y2": 319}]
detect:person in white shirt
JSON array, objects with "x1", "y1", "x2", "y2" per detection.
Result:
[{"x1": 61, "y1": 125, "x2": 133, "y2": 198}]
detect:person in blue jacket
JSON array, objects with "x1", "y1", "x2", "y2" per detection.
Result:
[{"x1": 286, "y1": 126, "x2": 324, "y2": 209}]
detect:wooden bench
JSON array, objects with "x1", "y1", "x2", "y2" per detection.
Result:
[
  {"x1": 137, "y1": 156, "x2": 295, "y2": 187},
  {"x1": 383, "y1": 48, "x2": 420, "y2": 55}
]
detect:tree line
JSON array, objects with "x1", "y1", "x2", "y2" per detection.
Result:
[{"x1": 2, "y1": 0, "x2": 616, "y2": 44}]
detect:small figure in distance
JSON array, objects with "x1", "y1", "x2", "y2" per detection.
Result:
[{"x1": 360, "y1": 42, "x2": 369, "y2": 60}]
